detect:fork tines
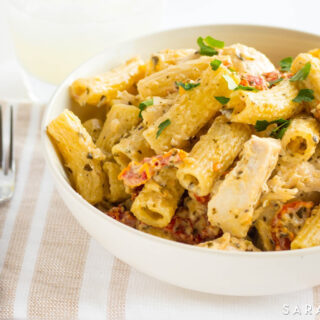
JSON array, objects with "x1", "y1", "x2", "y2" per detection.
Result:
[{"x1": 0, "y1": 105, "x2": 14, "y2": 175}]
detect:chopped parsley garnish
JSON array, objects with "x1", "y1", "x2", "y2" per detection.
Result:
[
  {"x1": 290, "y1": 62, "x2": 311, "y2": 82},
  {"x1": 176, "y1": 81, "x2": 200, "y2": 91},
  {"x1": 268, "y1": 78, "x2": 283, "y2": 86},
  {"x1": 235, "y1": 85, "x2": 259, "y2": 92},
  {"x1": 255, "y1": 119, "x2": 291, "y2": 139},
  {"x1": 156, "y1": 119, "x2": 171, "y2": 138},
  {"x1": 210, "y1": 59, "x2": 222, "y2": 71},
  {"x1": 197, "y1": 37, "x2": 219, "y2": 56},
  {"x1": 222, "y1": 74, "x2": 238, "y2": 90},
  {"x1": 204, "y1": 36, "x2": 225, "y2": 49},
  {"x1": 279, "y1": 57, "x2": 293, "y2": 72},
  {"x1": 292, "y1": 89, "x2": 315, "y2": 103},
  {"x1": 138, "y1": 98, "x2": 153, "y2": 118},
  {"x1": 215, "y1": 96, "x2": 230, "y2": 105}
]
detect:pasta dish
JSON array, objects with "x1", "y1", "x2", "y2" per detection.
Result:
[{"x1": 47, "y1": 36, "x2": 320, "y2": 252}]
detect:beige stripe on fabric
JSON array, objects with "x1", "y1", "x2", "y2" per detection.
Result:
[
  {"x1": 0, "y1": 104, "x2": 31, "y2": 238},
  {"x1": 0, "y1": 107, "x2": 44, "y2": 319},
  {"x1": 107, "y1": 259, "x2": 131, "y2": 320},
  {"x1": 313, "y1": 287, "x2": 320, "y2": 320},
  {"x1": 28, "y1": 190, "x2": 90, "y2": 320}
]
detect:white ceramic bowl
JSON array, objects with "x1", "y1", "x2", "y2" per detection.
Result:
[{"x1": 42, "y1": 25, "x2": 320, "y2": 296}]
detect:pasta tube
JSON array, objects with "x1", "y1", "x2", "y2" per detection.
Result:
[
  {"x1": 222, "y1": 43, "x2": 275, "y2": 75},
  {"x1": 309, "y1": 48, "x2": 320, "y2": 59},
  {"x1": 103, "y1": 162, "x2": 129, "y2": 202},
  {"x1": 291, "y1": 206, "x2": 320, "y2": 249},
  {"x1": 177, "y1": 116, "x2": 251, "y2": 196},
  {"x1": 142, "y1": 96, "x2": 175, "y2": 127},
  {"x1": 208, "y1": 136, "x2": 281, "y2": 238},
  {"x1": 131, "y1": 167, "x2": 184, "y2": 228},
  {"x1": 112, "y1": 125, "x2": 155, "y2": 168},
  {"x1": 138, "y1": 57, "x2": 212, "y2": 99},
  {"x1": 281, "y1": 116, "x2": 320, "y2": 161},
  {"x1": 264, "y1": 160, "x2": 320, "y2": 203},
  {"x1": 143, "y1": 65, "x2": 240, "y2": 153},
  {"x1": 291, "y1": 53, "x2": 320, "y2": 101},
  {"x1": 82, "y1": 118, "x2": 103, "y2": 143},
  {"x1": 96, "y1": 104, "x2": 140, "y2": 157},
  {"x1": 228, "y1": 80, "x2": 301, "y2": 124},
  {"x1": 47, "y1": 110, "x2": 106, "y2": 204},
  {"x1": 70, "y1": 56, "x2": 145, "y2": 107},
  {"x1": 145, "y1": 48, "x2": 197, "y2": 75}
]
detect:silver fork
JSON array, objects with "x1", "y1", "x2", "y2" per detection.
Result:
[{"x1": 0, "y1": 105, "x2": 15, "y2": 202}]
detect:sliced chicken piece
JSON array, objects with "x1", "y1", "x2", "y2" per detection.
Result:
[
  {"x1": 198, "y1": 233, "x2": 260, "y2": 252},
  {"x1": 265, "y1": 160, "x2": 320, "y2": 203},
  {"x1": 222, "y1": 43, "x2": 275, "y2": 76},
  {"x1": 208, "y1": 136, "x2": 281, "y2": 238}
]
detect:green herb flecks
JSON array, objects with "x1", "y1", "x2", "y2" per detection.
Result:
[
  {"x1": 176, "y1": 81, "x2": 200, "y2": 91},
  {"x1": 197, "y1": 37, "x2": 219, "y2": 56},
  {"x1": 138, "y1": 98, "x2": 153, "y2": 119},
  {"x1": 235, "y1": 85, "x2": 260, "y2": 92},
  {"x1": 215, "y1": 96, "x2": 230, "y2": 105},
  {"x1": 255, "y1": 118, "x2": 291, "y2": 139},
  {"x1": 290, "y1": 62, "x2": 311, "y2": 82},
  {"x1": 210, "y1": 59, "x2": 222, "y2": 71},
  {"x1": 204, "y1": 36, "x2": 225, "y2": 49},
  {"x1": 268, "y1": 78, "x2": 283, "y2": 87},
  {"x1": 292, "y1": 89, "x2": 315, "y2": 103},
  {"x1": 279, "y1": 57, "x2": 293, "y2": 72},
  {"x1": 156, "y1": 119, "x2": 171, "y2": 138}
]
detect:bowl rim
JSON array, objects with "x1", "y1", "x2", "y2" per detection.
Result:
[{"x1": 42, "y1": 23, "x2": 320, "y2": 257}]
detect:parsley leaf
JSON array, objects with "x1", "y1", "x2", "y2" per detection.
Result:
[
  {"x1": 254, "y1": 119, "x2": 291, "y2": 139},
  {"x1": 292, "y1": 89, "x2": 315, "y2": 103},
  {"x1": 268, "y1": 78, "x2": 283, "y2": 86},
  {"x1": 279, "y1": 57, "x2": 293, "y2": 72},
  {"x1": 254, "y1": 120, "x2": 270, "y2": 132},
  {"x1": 210, "y1": 59, "x2": 222, "y2": 71},
  {"x1": 290, "y1": 62, "x2": 311, "y2": 82},
  {"x1": 138, "y1": 98, "x2": 153, "y2": 119},
  {"x1": 222, "y1": 74, "x2": 238, "y2": 90},
  {"x1": 156, "y1": 119, "x2": 171, "y2": 138},
  {"x1": 215, "y1": 96, "x2": 230, "y2": 105},
  {"x1": 204, "y1": 36, "x2": 225, "y2": 49},
  {"x1": 197, "y1": 37, "x2": 218, "y2": 56},
  {"x1": 235, "y1": 85, "x2": 259, "y2": 92},
  {"x1": 176, "y1": 81, "x2": 200, "y2": 91}
]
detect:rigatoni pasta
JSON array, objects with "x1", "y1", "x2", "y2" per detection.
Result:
[
  {"x1": 291, "y1": 206, "x2": 320, "y2": 249},
  {"x1": 47, "y1": 110, "x2": 106, "y2": 204},
  {"x1": 291, "y1": 53, "x2": 320, "y2": 101},
  {"x1": 138, "y1": 57, "x2": 211, "y2": 99},
  {"x1": 112, "y1": 125, "x2": 155, "y2": 168},
  {"x1": 48, "y1": 38, "x2": 320, "y2": 251},
  {"x1": 281, "y1": 116, "x2": 320, "y2": 161},
  {"x1": 70, "y1": 56, "x2": 145, "y2": 107},
  {"x1": 227, "y1": 80, "x2": 301, "y2": 124},
  {"x1": 131, "y1": 168, "x2": 184, "y2": 228},
  {"x1": 103, "y1": 161, "x2": 129, "y2": 203},
  {"x1": 143, "y1": 65, "x2": 240, "y2": 153},
  {"x1": 96, "y1": 104, "x2": 140, "y2": 157},
  {"x1": 177, "y1": 115, "x2": 251, "y2": 196},
  {"x1": 83, "y1": 118, "x2": 103, "y2": 143}
]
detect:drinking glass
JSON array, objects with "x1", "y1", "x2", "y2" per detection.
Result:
[{"x1": 7, "y1": 0, "x2": 164, "y2": 85}]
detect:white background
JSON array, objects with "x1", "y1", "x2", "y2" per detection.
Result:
[{"x1": 1, "y1": 0, "x2": 320, "y2": 68}]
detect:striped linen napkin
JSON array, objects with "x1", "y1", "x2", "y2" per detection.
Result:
[{"x1": 0, "y1": 103, "x2": 320, "y2": 320}]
